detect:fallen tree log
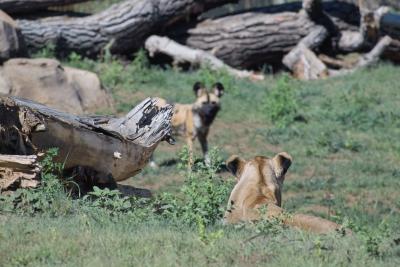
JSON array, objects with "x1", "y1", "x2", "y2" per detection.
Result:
[
  {"x1": 0, "y1": 0, "x2": 91, "y2": 14},
  {"x1": 17, "y1": 0, "x2": 236, "y2": 56},
  {"x1": 329, "y1": 35, "x2": 393, "y2": 76},
  {"x1": 182, "y1": 1, "x2": 400, "y2": 68},
  {"x1": 145, "y1": 35, "x2": 264, "y2": 80},
  {"x1": 0, "y1": 95, "x2": 173, "y2": 184},
  {"x1": 0, "y1": 154, "x2": 41, "y2": 192}
]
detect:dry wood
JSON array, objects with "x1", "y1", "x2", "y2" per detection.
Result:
[
  {"x1": 283, "y1": 43, "x2": 328, "y2": 80},
  {"x1": 0, "y1": 0, "x2": 90, "y2": 14},
  {"x1": 16, "y1": 0, "x2": 236, "y2": 56},
  {"x1": 145, "y1": 35, "x2": 264, "y2": 81},
  {"x1": 318, "y1": 54, "x2": 353, "y2": 69},
  {"x1": 282, "y1": 25, "x2": 329, "y2": 80},
  {"x1": 0, "y1": 95, "x2": 173, "y2": 183},
  {"x1": 0, "y1": 154, "x2": 41, "y2": 191},
  {"x1": 181, "y1": 0, "x2": 363, "y2": 68},
  {"x1": 181, "y1": 0, "x2": 400, "y2": 68},
  {"x1": 329, "y1": 35, "x2": 393, "y2": 76}
]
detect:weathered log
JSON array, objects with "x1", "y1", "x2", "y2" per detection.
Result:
[
  {"x1": 17, "y1": 0, "x2": 236, "y2": 56},
  {"x1": 0, "y1": 0, "x2": 91, "y2": 14},
  {"x1": 283, "y1": 43, "x2": 329, "y2": 80},
  {"x1": 329, "y1": 35, "x2": 393, "y2": 76},
  {"x1": 184, "y1": 11, "x2": 316, "y2": 68},
  {"x1": 0, "y1": 95, "x2": 173, "y2": 183},
  {"x1": 0, "y1": 154, "x2": 41, "y2": 191},
  {"x1": 182, "y1": 1, "x2": 400, "y2": 68},
  {"x1": 282, "y1": 25, "x2": 330, "y2": 79},
  {"x1": 145, "y1": 35, "x2": 264, "y2": 81},
  {"x1": 284, "y1": 34, "x2": 392, "y2": 80},
  {"x1": 183, "y1": 0, "x2": 356, "y2": 69}
]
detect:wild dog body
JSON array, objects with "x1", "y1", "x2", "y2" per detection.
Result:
[
  {"x1": 224, "y1": 153, "x2": 344, "y2": 234},
  {"x1": 153, "y1": 82, "x2": 224, "y2": 166}
]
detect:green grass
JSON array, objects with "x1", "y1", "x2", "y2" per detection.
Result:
[
  {"x1": 1, "y1": 51, "x2": 400, "y2": 266},
  {"x1": 1, "y1": 214, "x2": 399, "y2": 267}
]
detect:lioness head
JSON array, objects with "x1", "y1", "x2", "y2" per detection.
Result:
[
  {"x1": 223, "y1": 152, "x2": 292, "y2": 224},
  {"x1": 192, "y1": 82, "x2": 224, "y2": 126}
]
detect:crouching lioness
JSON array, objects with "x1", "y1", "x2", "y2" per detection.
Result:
[{"x1": 223, "y1": 153, "x2": 345, "y2": 234}]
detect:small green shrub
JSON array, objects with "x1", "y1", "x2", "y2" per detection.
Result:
[
  {"x1": 82, "y1": 186, "x2": 131, "y2": 214},
  {"x1": 263, "y1": 75, "x2": 298, "y2": 128},
  {"x1": 196, "y1": 216, "x2": 224, "y2": 246},
  {"x1": 159, "y1": 147, "x2": 234, "y2": 226},
  {"x1": 32, "y1": 43, "x2": 56, "y2": 58}
]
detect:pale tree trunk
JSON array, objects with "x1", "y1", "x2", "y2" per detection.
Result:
[
  {"x1": 17, "y1": 0, "x2": 237, "y2": 56},
  {"x1": 0, "y1": 95, "x2": 173, "y2": 184},
  {"x1": 145, "y1": 35, "x2": 264, "y2": 80},
  {"x1": 0, "y1": 0, "x2": 91, "y2": 14}
]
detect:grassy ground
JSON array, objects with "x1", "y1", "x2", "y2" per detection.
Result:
[{"x1": 1, "y1": 51, "x2": 400, "y2": 266}]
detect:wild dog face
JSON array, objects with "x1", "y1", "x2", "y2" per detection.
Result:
[
  {"x1": 192, "y1": 82, "x2": 224, "y2": 126},
  {"x1": 223, "y1": 152, "x2": 292, "y2": 224}
]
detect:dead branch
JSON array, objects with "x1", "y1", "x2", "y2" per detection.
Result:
[
  {"x1": 329, "y1": 35, "x2": 393, "y2": 77},
  {"x1": 145, "y1": 35, "x2": 264, "y2": 81},
  {"x1": 0, "y1": 154, "x2": 41, "y2": 191}
]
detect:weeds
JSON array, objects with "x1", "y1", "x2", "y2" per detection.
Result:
[
  {"x1": 263, "y1": 75, "x2": 298, "y2": 128},
  {"x1": 158, "y1": 147, "x2": 233, "y2": 225}
]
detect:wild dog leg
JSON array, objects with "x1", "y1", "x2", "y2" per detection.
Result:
[
  {"x1": 186, "y1": 136, "x2": 194, "y2": 168},
  {"x1": 197, "y1": 131, "x2": 210, "y2": 165}
]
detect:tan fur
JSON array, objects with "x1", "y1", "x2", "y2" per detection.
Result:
[
  {"x1": 224, "y1": 153, "x2": 345, "y2": 234},
  {"x1": 154, "y1": 82, "x2": 223, "y2": 166}
]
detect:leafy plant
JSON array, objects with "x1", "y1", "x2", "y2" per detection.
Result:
[
  {"x1": 196, "y1": 216, "x2": 224, "y2": 246},
  {"x1": 263, "y1": 74, "x2": 298, "y2": 127},
  {"x1": 82, "y1": 186, "x2": 131, "y2": 215},
  {"x1": 159, "y1": 147, "x2": 233, "y2": 226},
  {"x1": 32, "y1": 43, "x2": 56, "y2": 58}
]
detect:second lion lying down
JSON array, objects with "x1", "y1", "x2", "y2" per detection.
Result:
[{"x1": 223, "y1": 152, "x2": 345, "y2": 234}]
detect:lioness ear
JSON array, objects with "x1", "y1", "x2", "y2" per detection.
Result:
[
  {"x1": 226, "y1": 155, "x2": 246, "y2": 179},
  {"x1": 193, "y1": 81, "x2": 205, "y2": 97},
  {"x1": 213, "y1": 82, "x2": 224, "y2": 97},
  {"x1": 271, "y1": 152, "x2": 292, "y2": 180}
]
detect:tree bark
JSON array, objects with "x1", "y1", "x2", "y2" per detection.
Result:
[
  {"x1": 181, "y1": 1, "x2": 400, "y2": 68},
  {"x1": 184, "y1": 11, "x2": 317, "y2": 68},
  {"x1": 182, "y1": 0, "x2": 358, "y2": 69},
  {"x1": 17, "y1": 0, "x2": 236, "y2": 56},
  {"x1": 145, "y1": 35, "x2": 264, "y2": 80},
  {"x1": 0, "y1": 0, "x2": 91, "y2": 14},
  {"x1": 0, "y1": 95, "x2": 173, "y2": 183}
]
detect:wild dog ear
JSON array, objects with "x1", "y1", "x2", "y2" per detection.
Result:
[
  {"x1": 271, "y1": 152, "x2": 292, "y2": 181},
  {"x1": 193, "y1": 81, "x2": 205, "y2": 97},
  {"x1": 213, "y1": 82, "x2": 224, "y2": 97},
  {"x1": 226, "y1": 155, "x2": 246, "y2": 179}
]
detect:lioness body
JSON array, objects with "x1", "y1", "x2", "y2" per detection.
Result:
[{"x1": 224, "y1": 153, "x2": 344, "y2": 234}]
